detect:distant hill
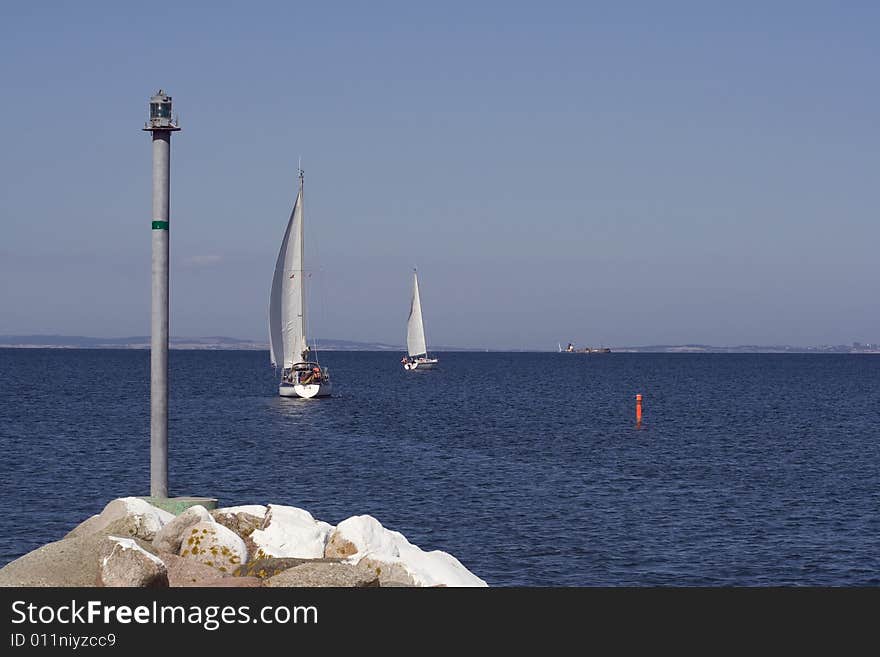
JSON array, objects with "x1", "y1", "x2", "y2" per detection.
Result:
[
  {"x1": 606, "y1": 344, "x2": 880, "y2": 354},
  {"x1": 311, "y1": 338, "x2": 403, "y2": 351},
  {"x1": 0, "y1": 335, "x2": 406, "y2": 351},
  {"x1": 2, "y1": 336, "x2": 875, "y2": 353},
  {"x1": 0, "y1": 335, "x2": 265, "y2": 350}
]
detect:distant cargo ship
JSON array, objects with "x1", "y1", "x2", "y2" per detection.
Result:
[{"x1": 559, "y1": 342, "x2": 611, "y2": 354}]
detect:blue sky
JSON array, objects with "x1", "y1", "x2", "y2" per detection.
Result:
[{"x1": 0, "y1": 1, "x2": 877, "y2": 349}]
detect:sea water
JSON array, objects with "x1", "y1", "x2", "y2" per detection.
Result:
[{"x1": 1, "y1": 349, "x2": 878, "y2": 585}]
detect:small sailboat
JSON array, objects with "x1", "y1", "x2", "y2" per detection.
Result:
[
  {"x1": 268, "y1": 166, "x2": 332, "y2": 398},
  {"x1": 402, "y1": 269, "x2": 438, "y2": 371}
]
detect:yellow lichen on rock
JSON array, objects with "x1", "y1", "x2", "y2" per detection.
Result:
[
  {"x1": 324, "y1": 533, "x2": 358, "y2": 559},
  {"x1": 176, "y1": 521, "x2": 247, "y2": 574}
]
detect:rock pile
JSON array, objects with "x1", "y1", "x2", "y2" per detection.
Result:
[{"x1": 0, "y1": 498, "x2": 487, "y2": 588}]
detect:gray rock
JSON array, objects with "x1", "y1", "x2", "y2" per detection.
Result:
[
  {"x1": 233, "y1": 557, "x2": 342, "y2": 580},
  {"x1": 358, "y1": 557, "x2": 417, "y2": 587},
  {"x1": 211, "y1": 509, "x2": 266, "y2": 537},
  {"x1": 0, "y1": 519, "x2": 156, "y2": 587},
  {"x1": 211, "y1": 509, "x2": 266, "y2": 558},
  {"x1": 379, "y1": 580, "x2": 418, "y2": 587},
  {"x1": 87, "y1": 515, "x2": 158, "y2": 543},
  {"x1": 264, "y1": 562, "x2": 380, "y2": 588},
  {"x1": 153, "y1": 505, "x2": 212, "y2": 553},
  {"x1": 97, "y1": 537, "x2": 168, "y2": 588},
  {"x1": 64, "y1": 497, "x2": 173, "y2": 541},
  {"x1": 162, "y1": 553, "x2": 234, "y2": 587},
  {"x1": 0, "y1": 537, "x2": 101, "y2": 587},
  {"x1": 198, "y1": 576, "x2": 263, "y2": 587}
]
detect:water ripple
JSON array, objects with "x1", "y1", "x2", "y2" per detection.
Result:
[{"x1": 1, "y1": 350, "x2": 878, "y2": 585}]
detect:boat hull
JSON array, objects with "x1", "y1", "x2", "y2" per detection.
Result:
[
  {"x1": 279, "y1": 381, "x2": 333, "y2": 398},
  {"x1": 404, "y1": 358, "x2": 439, "y2": 371}
]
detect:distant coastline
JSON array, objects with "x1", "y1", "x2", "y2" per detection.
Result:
[
  {"x1": 610, "y1": 343, "x2": 880, "y2": 354},
  {"x1": 0, "y1": 335, "x2": 877, "y2": 354},
  {"x1": 0, "y1": 335, "x2": 398, "y2": 351},
  {"x1": 0, "y1": 335, "x2": 481, "y2": 352}
]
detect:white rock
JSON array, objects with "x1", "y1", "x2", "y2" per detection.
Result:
[
  {"x1": 103, "y1": 537, "x2": 165, "y2": 568},
  {"x1": 249, "y1": 505, "x2": 333, "y2": 559},
  {"x1": 330, "y1": 515, "x2": 487, "y2": 587},
  {"x1": 214, "y1": 505, "x2": 268, "y2": 519},
  {"x1": 178, "y1": 521, "x2": 247, "y2": 574},
  {"x1": 106, "y1": 497, "x2": 174, "y2": 525}
]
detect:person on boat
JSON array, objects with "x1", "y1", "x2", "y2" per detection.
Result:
[{"x1": 298, "y1": 366, "x2": 320, "y2": 385}]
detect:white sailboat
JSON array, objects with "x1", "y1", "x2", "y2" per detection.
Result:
[
  {"x1": 402, "y1": 269, "x2": 438, "y2": 371},
  {"x1": 268, "y1": 167, "x2": 332, "y2": 398}
]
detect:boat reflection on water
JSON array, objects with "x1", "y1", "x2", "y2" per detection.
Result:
[{"x1": 267, "y1": 394, "x2": 333, "y2": 420}]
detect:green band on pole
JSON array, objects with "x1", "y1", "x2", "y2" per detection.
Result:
[{"x1": 152, "y1": 221, "x2": 169, "y2": 230}]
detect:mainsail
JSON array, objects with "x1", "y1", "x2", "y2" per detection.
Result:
[
  {"x1": 406, "y1": 271, "x2": 427, "y2": 358},
  {"x1": 269, "y1": 176, "x2": 309, "y2": 369}
]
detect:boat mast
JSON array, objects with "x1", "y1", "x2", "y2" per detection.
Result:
[{"x1": 298, "y1": 161, "x2": 308, "y2": 362}]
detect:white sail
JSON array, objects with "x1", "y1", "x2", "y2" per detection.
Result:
[
  {"x1": 406, "y1": 271, "x2": 428, "y2": 358},
  {"x1": 269, "y1": 184, "x2": 309, "y2": 369}
]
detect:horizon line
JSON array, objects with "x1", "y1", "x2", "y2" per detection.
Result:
[{"x1": 0, "y1": 334, "x2": 877, "y2": 352}]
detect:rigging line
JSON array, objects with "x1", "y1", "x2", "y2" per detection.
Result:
[
  {"x1": 306, "y1": 271, "x2": 320, "y2": 363},
  {"x1": 308, "y1": 178, "x2": 327, "y2": 366},
  {"x1": 315, "y1": 242, "x2": 329, "y2": 365},
  {"x1": 307, "y1": 237, "x2": 319, "y2": 363},
  {"x1": 304, "y1": 246, "x2": 322, "y2": 365},
  {"x1": 313, "y1": 260, "x2": 329, "y2": 366}
]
